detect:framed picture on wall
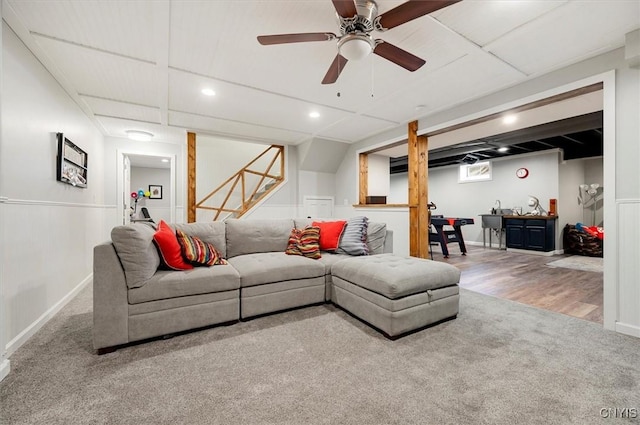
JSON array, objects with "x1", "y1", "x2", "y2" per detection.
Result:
[
  {"x1": 56, "y1": 133, "x2": 88, "y2": 188},
  {"x1": 149, "y1": 185, "x2": 163, "y2": 199}
]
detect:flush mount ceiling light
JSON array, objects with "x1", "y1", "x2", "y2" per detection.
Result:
[
  {"x1": 125, "y1": 130, "x2": 154, "y2": 141},
  {"x1": 201, "y1": 88, "x2": 216, "y2": 96},
  {"x1": 337, "y1": 34, "x2": 375, "y2": 61}
]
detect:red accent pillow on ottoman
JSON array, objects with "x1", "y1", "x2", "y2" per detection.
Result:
[
  {"x1": 312, "y1": 220, "x2": 347, "y2": 252},
  {"x1": 153, "y1": 220, "x2": 193, "y2": 270}
]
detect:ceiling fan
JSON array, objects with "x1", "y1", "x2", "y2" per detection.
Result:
[{"x1": 257, "y1": 0, "x2": 461, "y2": 84}]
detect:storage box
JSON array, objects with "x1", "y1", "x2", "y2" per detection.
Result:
[{"x1": 366, "y1": 196, "x2": 387, "y2": 204}]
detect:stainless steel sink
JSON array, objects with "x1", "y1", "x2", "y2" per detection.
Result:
[
  {"x1": 479, "y1": 209, "x2": 512, "y2": 250},
  {"x1": 480, "y1": 214, "x2": 504, "y2": 229}
]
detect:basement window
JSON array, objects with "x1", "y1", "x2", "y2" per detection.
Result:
[{"x1": 459, "y1": 161, "x2": 492, "y2": 183}]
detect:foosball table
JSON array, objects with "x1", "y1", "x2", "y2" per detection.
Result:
[{"x1": 429, "y1": 216, "x2": 475, "y2": 258}]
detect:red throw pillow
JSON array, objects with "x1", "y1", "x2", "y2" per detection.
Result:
[
  {"x1": 153, "y1": 220, "x2": 193, "y2": 270},
  {"x1": 312, "y1": 220, "x2": 347, "y2": 252}
]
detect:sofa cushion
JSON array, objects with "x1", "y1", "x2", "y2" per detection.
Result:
[
  {"x1": 285, "y1": 226, "x2": 321, "y2": 259},
  {"x1": 174, "y1": 222, "x2": 227, "y2": 258},
  {"x1": 127, "y1": 265, "x2": 241, "y2": 304},
  {"x1": 367, "y1": 222, "x2": 387, "y2": 255},
  {"x1": 153, "y1": 220, "x2": 193, "y2": 271},
  {"x1": 331, "y1": 254, "x2": 461, "y2": 299},
  {"x1": 176, "y1": 230, "x2": 227, "y2": 266},
  {"x1": 226, "y1": 218, "x2": 294, "y2": 258},
  {"x1": 315, "y1": 252, "x2": 351, "y2": 275},
  {"x1": 227, "y1": 252, "x2": 325, "y2": 287},
  {"x1": 336, "y1": 216, "x2": 369, "y2": 256},
  {"x1": 311, "y1": 220, "x2": 347, "y2": 251},
  {"x1": 111, "y1": 223, "x2": 160, "y2": 288}
]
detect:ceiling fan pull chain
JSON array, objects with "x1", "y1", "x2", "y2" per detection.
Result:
[{"x1": 371, "y1": 54, "x2": 375, "y2": 98}]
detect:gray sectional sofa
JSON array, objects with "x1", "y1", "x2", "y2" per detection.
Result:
[{"x1": 93, "y1": 217, "x2": 461, "y2": 353}]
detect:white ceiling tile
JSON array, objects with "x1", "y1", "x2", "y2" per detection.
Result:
[
  {"x1": 6, "y1": 0, "x2": 158, "y2": 61},
  {"x1": 168, "y1": 69, "x2": 355, "y2": 135},
  {"x1": 433, "y1": 0, "x2": 568, "y2": 47},
  {"x1": 364, "y1": 51, "x2": 526, "y2": 123},
  {"x1": 486, "y1": 1, "x2": 640, "y2": 75},
  {"x1": 316, "y1": 114, "x2": 399, "y2": 142},
  {"x1": 4, "y1": 0, "x2": 634, "y2": 146},
  {"x1": 169, "y1": 111, "x2": 309, "y2": 145},
  {"x1": 32, "y1": 35, "x2": 160, "y2": 106},
  {"x1": 96, "y1": 116, "x2": 187, "y2": 144},
  {"x1": 81, "y1": 96, "x2": 161, "y2": 124}
]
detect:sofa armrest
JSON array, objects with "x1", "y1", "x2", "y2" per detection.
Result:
[
  {"x1": 383, "y1": 230, "x2": 393, "y2": 254},
  {"x1": 93, "y1": 242, "x2": 129, "y2": 350}
]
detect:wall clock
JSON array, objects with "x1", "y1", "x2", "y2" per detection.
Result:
[{"x1": 516, "y1": 167, "x2": 529, "y2": 179}]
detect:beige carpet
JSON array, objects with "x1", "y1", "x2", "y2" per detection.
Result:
[
  {"x1": 1, "y1": 285, "x2": 638, "y2": 425},
  {"x1": 546, "y1": 255, "x2": 603, "y2": 273}
]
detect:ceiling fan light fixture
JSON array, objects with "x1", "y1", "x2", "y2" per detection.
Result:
[
  {"x1": 126, "y1": 130, "x2": 154, "y2": 141},
  {"x1": 338, "y1": 34, "x2": 374, "y2": 61}
]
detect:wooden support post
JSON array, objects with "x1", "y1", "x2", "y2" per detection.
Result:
[
  {"x1": 359, "y1": 153, "x2": 368, "y2": 205},
  {"x1": 408, "y1": 121, "x2": 429, "y2": 258},
  {"x1": 187, "y1": 132, "x2": 196, "y2": 223}
]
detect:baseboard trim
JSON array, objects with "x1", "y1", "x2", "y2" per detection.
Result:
[
  {"x1": 0, "y1": 359, "x2": 10, "y2": 382},
  {"x1": 615, "y1": 322, "x2": 640, "y2": 338},
  {"x1": 5, "y1": 274, "x2": 92, "y2": 357},
  {"x1": 506, "y1": 248, "x2": 556, "y2": 257}
]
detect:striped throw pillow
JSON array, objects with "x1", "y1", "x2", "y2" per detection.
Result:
[
  {"x1": 285, "y1": 226, "x2": 321, "y2": 259},
  {"x1": 336, "y1": 216, "x2": 369, "y2": 256},
  {"x1": 176, "y1": 229, "x2": 227, "y2": 266}
]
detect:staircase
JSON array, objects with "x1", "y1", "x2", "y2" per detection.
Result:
[{"x1": 195, "y1": 145, "x2": 284, "y2": 221}]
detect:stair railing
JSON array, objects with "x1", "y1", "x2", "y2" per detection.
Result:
[{"x1": 196, "y1": 145, "x2": 284, "y2": 220}]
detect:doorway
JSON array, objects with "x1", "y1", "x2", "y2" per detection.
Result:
[
  {"x1": 358, "y1": 72, "x2": 615, "y2": 330},
  {"x1": 116, "y1": 150, "x2": 177, "y2": 225}
]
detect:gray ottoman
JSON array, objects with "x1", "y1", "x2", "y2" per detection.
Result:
[{"x1": 331, "y1": 254, "x2": 461, "y2": 338}]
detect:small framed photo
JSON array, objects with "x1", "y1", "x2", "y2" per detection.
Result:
[{"x1": 148, "y1": 185, "x2": 163, "y2": 199}]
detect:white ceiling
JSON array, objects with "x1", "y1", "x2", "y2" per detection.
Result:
[{"x1": 4, "y1": 0, "x2": 639, "y2": 147}]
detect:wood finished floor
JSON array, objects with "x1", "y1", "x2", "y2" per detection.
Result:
[{"x1": 430, "y1": 245, "x2": 603, "y2": 324}]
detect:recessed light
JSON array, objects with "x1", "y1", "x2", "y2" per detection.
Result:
[
  {"x1": 161, "y1": 158, "x2": 169, "y2": 163},
  {"x1": 503, "y1": 114, "x2": 517, "y2": 124},
  {"x1": 498, "y1": 147, "x2": 509, "y2": 153},
  {"x1": 125, "y1": 130, "x2": 153, "y2": 141},
  {"x1": 309, "y1": 111, "x2": 320, "y2": 118},
  {"x1": 201, "y1": 88, "x2": 216, "y2": 96}
]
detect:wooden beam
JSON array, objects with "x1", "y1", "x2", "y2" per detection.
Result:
[
  {"x1": 408, "y1": 121, "x2": 429, "y2": 258},
  {"x1": 187, "y1": 132, "x2": 196, "y2": 223},
  {"x1": 359, "y1": 153, "x2": 368, "y2": 205}
]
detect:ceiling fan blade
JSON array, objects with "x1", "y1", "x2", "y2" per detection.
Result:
[
  {"x1": 374, "y1": 41, "x2": 425, "y2": 71},
  {"x1": 331, "y1": 0, "x2": 358, "y2": 18},
  {"x1": 322, "y1": 54, "x2": 348, "y2": 85},
  {"x1": 377, "y1": 0, "x2": 461, "y2": 30},
  {"x1": 257, "y1": 32, "x2": 336, "y2": 45}
]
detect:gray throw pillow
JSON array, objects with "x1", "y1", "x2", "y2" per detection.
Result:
[
  {"x1": 367, "y1": 222, "x2": 387, "y2": 255},
  {"x1": 111, "y1": 223, "x2": 160, "y2": 288},
  {"x1": 336, "y1": 216, "x2": 369, "y2": 256}
]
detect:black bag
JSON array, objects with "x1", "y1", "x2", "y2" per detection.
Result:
[{"x1": 563, "y1": 224, "x2": 603, "y2": 257}]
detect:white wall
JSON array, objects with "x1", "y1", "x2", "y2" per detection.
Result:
[
  {"x1": 558, "y1": 159, "x2": 587, "y2": 228},
  {"x1": 1, "y1": 23, "x2": 106, "y2": 365},
  {"x1": 368, "y1": 154, "x2": 390, "y2": 198},
  {"x1": 130, "y1": 166, "x2": 171, "y2": 223}
]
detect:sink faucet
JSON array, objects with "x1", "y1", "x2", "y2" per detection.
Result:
[{"x1": 495, "y1": 200, "x2": 501, "y2": 212}]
